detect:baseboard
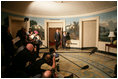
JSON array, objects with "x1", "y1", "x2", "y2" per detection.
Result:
[
  {"x1": 40, "y1": 47, "x2": 96, "y2": 50},
  {"x1": 40, "y1": 47, "x2": 48, "y2": 49},
  {"x1": 81, "y1": 47, "x2": 96, "y2": 50},
  {"x1": 39, "y1": 47, "x2": 117, "y2": 57},
  {"x1": 66, "y1": 47, "x2": 96, "y2": 50},
  {"x1": 97, "y1": 50, "x2": 117, "y2": 57},
  {"x1": 66, "y1": 47, "x2": 82, "y2": 49}
]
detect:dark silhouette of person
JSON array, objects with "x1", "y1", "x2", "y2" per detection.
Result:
[
  {"x1": 66, "y1": 32, "x2": 71, "y2": 48},
  {"x1": 66, "y1": 32, "x2": 70, "y2": 40},
  {"x1": 4, "y1": 43, "x2": 36, "y2": 78},
  {"x1": 33, "y1": 30, "x2": 42, "y2": 57},
  {"x1": 62, "y1": 31, "x2": 67, "y2": 49},
  {"x1": 1, "y1": 25, "x2": 15, "y2": 67},
  {"x1": 113, "y1": 64, "x2": 117, "y2": 78},
  {"x1": 12, "y1": 43, "x2": 36, "y2": 70},
  {"x1": 54, "y1": 29, "x2": 61, "y2": 50},
  {"x1": 1, "y1": 17, "x2": 16, "y2": 78},
  {"x1": 28, "y1": 28, "x2": 32, "y2": 34},
  {"x1": 26, "y1": 53, "x2": 56, "y2": 77},
  {"x1": 16, "y1": 28, "x2": 27, "y2": 46}
]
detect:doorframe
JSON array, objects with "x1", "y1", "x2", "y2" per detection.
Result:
[
  {"x1": 79, "y1": 16, "x2": 99, "y2": 48},
  {"x1": 9, "y1": 16, "x2": 30, "y2": 36},
  {"x1": 45, "y1": 20, "x2": 65, "y2": 48}
]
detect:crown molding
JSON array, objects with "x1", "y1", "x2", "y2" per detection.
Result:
[{"x1": 1, "y1": 6, "x2": 117, "y2": 18}]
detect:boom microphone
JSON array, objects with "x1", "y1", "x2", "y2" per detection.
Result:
[{"x1": 89, "y1": 47, "x2": 98, "y2": 56}]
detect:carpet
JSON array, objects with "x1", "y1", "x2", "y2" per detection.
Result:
[
  {"x1": 39, "y1": 49, "x2": 116, "y2": 78},
  {"x1": 57, "y1": 53, "x2": 116, "y2": 78}
]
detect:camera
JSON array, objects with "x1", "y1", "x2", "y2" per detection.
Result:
[
  {"x1": 53, "y1": 53, "x2": 60, "y2": 72},
  {"x1": 50, "y1": 53, "x2": 59, "y2": 58},
  {"x1": 53, "y1": 53, "x2": 59, "y2": 58}
]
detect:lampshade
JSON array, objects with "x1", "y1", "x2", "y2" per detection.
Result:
[{"x1": 108, "y1": 31, "x2": 115, "y2": 37}]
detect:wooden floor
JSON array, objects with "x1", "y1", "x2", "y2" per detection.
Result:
[{"x1": 39, "y1": 48, "x2": 117, "y2": 78}]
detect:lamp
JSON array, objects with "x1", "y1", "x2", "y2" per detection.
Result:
[{"x1": 108, "y1": 31, "x2": 115, "y2": 44}]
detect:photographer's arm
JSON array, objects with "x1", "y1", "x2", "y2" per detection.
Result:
[{"x1": 52, "y1": 56, "x2": 56, "y2": 69}]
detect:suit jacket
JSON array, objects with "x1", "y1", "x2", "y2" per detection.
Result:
[
  {"x1": 54, "y1": 32, "x2": 60, "y2": 42},
  {"x1": 62, "y1": 35, "x2": 66, "y2": 43}
]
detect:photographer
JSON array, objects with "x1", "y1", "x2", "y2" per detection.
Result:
[
  {"x1": 42, "y1": 48, "x2": 59, "y2": 66},
  {"x1": 33, "y1": 30, "x2": 42, "y2": 57},
  {"x1": 26, "y1": 50, "x2": 56, "y2": 77}
]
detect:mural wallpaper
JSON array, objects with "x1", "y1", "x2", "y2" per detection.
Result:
[
  {"x1": 30, "y1": 20, "x2": 45, "y2": 40},
  {"x1": 65, "y1": 21, "x2": 79, "y2": 40},
  {"x1": 1, "y1": 10, "x2": 117, "y2": 42},
  {"x1": 99, "y1": 10, "x2": 117, "y2": 42},
  {"x1": 65, "y1": 17, "x2": 79, "y2": 40}
]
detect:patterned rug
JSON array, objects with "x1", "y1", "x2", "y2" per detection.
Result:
[
  {"x1": 56, "y1": 53, "x2": 116, "y2": 78},
  {"x1": 39, "y1": 49, "x2": 116, "y2": 78}
]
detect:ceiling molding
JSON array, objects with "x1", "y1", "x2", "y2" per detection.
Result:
[{"x1": 2, "y1": 6, "x2": 117, "y2": 18}]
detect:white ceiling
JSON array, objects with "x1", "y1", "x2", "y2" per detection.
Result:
[{"x1": 1, "y1": 1, "x2": 117, "y2": 17}]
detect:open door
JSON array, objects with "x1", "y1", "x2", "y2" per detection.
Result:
[
  {"x1": 46, "y1": 20, "x2": 65, "y2": 48},
  {"x1": 49, "y1": 28, "x2": 62, "y2": 48}
]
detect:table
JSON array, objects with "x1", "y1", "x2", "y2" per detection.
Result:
[{"x1": 105, "y1": 44, "x2": 117, "y2": 52}]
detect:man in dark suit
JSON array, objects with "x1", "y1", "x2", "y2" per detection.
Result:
[{"x1": 54, "y1": 29, "x2": 61, "y2": 50}]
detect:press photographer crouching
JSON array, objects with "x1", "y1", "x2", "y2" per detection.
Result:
[
  {"x1": 42, "y1": 48, "x2": 60, "y2": 71},
  {"x1": 25, "y1": 48, "x2": 59, "y2": 78},
  {"x1": 49, "y1": 48, "x2": 60, "y2": 72},
  {"x1": 41, "y1": 48, "x2": 60, "y2": 77}
]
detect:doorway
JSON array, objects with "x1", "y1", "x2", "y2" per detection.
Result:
[
  {"x1": 82, "y1": 20, "x2": 96, "y2": 47},
  {"x1": 46, "y1": 20, "x2": 65, "y2": 48},
  {"x1": 80, "y1": 17, "x2": 99, "y2": 48},
  {"x1": 49, "y1": 28, "x2": 62, "y2": 48},
  {"x1": 9, "y1": 16, "x2": 30, "y2": 38},
  {"x1": 10, "y1": 20, "x2": 25, "y2": 38}
]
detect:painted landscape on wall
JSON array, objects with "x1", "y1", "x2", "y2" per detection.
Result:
[
  {"x1": 65, "y1": 21, "x2": 79, "y2": 40},
  {"x1": 99, "y1": 11, "x2": 117, "y2": 42},
  {"x1": 30, "y1": 20, "x2": 45, "y2": 40}
]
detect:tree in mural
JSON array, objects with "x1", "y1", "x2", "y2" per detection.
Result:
[
  {"x1": 73, "y1": 21, "x2": 79, "y2": 37},
  {"x1": 30, "y1": 20, "x2": 37, "y2": 27},
  {"x1": 30, "y1": 20, "x2": 44, "y2": 40},
  {"x1": 65, "y1": 21, "x2": 79, "y2": 40},
  {"x1": 99, "y1": 26, "x2": 110, "y2": 41},
  {"x1": 99, "y1": 20, "x2": 117, "y2": 42}
]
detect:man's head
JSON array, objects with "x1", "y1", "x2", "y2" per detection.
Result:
[
  {"x1": 42, "y1": 70, "x2": 52, "y2": 78},
  {"x1": 49, "y1": 48, "x2": 55, "y2": 54},
  {"x1": 29, "y1": 28, "x2": 32, "y2": 32},
  {"x1": 26, "y1": 43, "x2": 34, "y2": 52},
  {"x1": 44, "y1": 54, "x2": 52, "y2": 63},
  {"x1": 63, "y1": 31, "x2": 66, "y2": 34},
  {"x1": 56, "y1": 29, "x2": 59, "y2": 33}
]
